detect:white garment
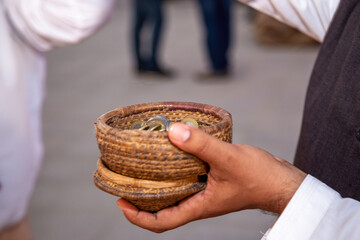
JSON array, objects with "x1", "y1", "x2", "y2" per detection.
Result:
[
  {"x1": 0, "y1": 0, "x2": 113, "y2": 230},
  {"x1": 241, "y1": 0, "x2": 340, "y2": 42},
  {"x1": 237, "y1": 0, "x2": 360, "y2": 239},
  {"x1": 262, "y1": 176, "x2": 360, "y2": 240}
]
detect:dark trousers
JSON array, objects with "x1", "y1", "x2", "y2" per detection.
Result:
[
  {"x1": 198, "y1": 0, "x2": 232, "y2": 71},
  {"x1": 133, "y1": 0, "x2": 163, "y2": 70}
]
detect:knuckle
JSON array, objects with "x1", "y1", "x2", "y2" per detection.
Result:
[{"x1": 225, "y1": 143, "x2": 239, "y2": 158}]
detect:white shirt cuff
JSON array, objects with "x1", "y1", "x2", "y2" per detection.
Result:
[{"x1": 262, "y1": 175, "x2": 341, "y2": 240}]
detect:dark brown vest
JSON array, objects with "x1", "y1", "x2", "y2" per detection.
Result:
[{"x1": 294, "y1": 0, "x2": 360, "y2": 200}]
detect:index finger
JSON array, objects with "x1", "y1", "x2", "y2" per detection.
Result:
[{"x1": 116, "y1": 191, "x2": 206, "y2": 233}]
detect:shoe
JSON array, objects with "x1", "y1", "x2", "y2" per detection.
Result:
[
  {"x1": 196, "y1": 69, "x2": 229, "y2": 80},
  {"x1": 146, "y1": 67, "x2": 174, "y2": 77},
  {"x1": 135, "y1": 67, "x2": 148, "y2": 74},
  {"x1": 135, "y1": 66, "x2": 174, "y2": 78}
]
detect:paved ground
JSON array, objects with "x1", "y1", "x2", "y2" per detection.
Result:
[{"x1": 28, "y1": 1, "x2": 319, "y2": 239}]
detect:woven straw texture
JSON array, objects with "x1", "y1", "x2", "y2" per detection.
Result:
[{"x1": 93, "y1": 102, "x2": 232, "y2": 212}]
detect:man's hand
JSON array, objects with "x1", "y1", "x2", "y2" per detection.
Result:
[{"x1": 117, "y1": 123, "x2": 306, "y2": 233}]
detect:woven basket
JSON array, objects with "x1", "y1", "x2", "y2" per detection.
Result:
[{"x1": 93, "y1": 102, "x2": 232, "y2": 212}]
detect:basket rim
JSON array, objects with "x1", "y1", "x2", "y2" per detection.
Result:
[
  {"x1": 94, "y1": 101, "x2": 232, "y2": 135},
  {"x1": 96, "y1": 159, "x2": 199, "y2": 188},
  {"x1": 94, "y1": 159, "x2": 206, "y2": 199}
]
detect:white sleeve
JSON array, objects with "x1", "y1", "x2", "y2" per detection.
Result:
[
  {"x1": 3, "y1": 0, "x2": 114, "y2": 52},
  {"x1": 262, "y1": 175, "x2": 360, "y2": 240},
  {"x1": 239, "y1": 0, "x2": 341, "y2": 42}
]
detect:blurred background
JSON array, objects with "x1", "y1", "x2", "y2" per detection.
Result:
[{"x1": 28, "y1": 0, "x2": 319, "y2": 239}]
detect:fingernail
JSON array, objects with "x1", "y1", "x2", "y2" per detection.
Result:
[
  {"x1": 117, "y1": 198, "x2": 139, "y2": 211},
  {"x1": 169, "y1": 123, "x2": 191, "y2": 142},
  {"x1": 117, "y1": 199, "x2": 127, "y2": 211}
]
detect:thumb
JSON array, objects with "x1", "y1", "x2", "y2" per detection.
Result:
[{"x1": 168, "y1": 123, "x2": 233, "y2": 166}]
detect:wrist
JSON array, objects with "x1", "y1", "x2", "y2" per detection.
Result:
[{"x1": 263, "y1": 166, "x2": 307, "y2": 214}]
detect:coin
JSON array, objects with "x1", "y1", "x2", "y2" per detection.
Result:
[
  {"x1": 146, "y1": 116, "x2": 169, "y2": 131},
  {"x1": 129, "y1": 120, "x2": 146, "y2": 130},
  {"x1": 148, "y1": 123, "x2": 163, "y2": 131},
  {"x1": 165, "y1": 121, "x2": 173, "y2": 131},
  {"x1": 181, "y1": 117, "x2": 199, "y2": 128},
  {"x1": 138, "y1": 124, "x2": 150, "y2": 130}
]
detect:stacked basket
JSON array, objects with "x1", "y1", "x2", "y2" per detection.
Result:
[{"x1": 93, "y1": 102, "x2": 232, "y2": 212}]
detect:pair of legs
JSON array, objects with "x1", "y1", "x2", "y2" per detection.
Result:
[
  {"x1": 198, "y1": 0, "x2": 232, "y2": 73},
  {"x1": 133, "y1": 0, "x2": 164, "y2": 72}
]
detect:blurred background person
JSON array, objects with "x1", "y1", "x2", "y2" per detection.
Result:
[
  {"x1": 132, "y1": 0, "x2": 173, "y2": 77},
  {"x1": 0, "y1": 0, "x2": 113, "y2": 239},
  {"x1": 197, "y1": 0, "x2": 232, "y2": 79}
]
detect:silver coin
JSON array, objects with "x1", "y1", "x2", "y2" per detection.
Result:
[
  {"x1": 146, "y1": 116, "x2": 169, "y2": 131},
  {"x1": 181, "y1": 117, "x2": 199, "y2": 128},
  {"x1": 165, "y1": 121, "x2": 173, "y2": 131}
]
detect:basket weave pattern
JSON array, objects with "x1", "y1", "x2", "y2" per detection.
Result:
[{"x1": 93, "y1": 102, "x2": 232, "y2": 212}]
